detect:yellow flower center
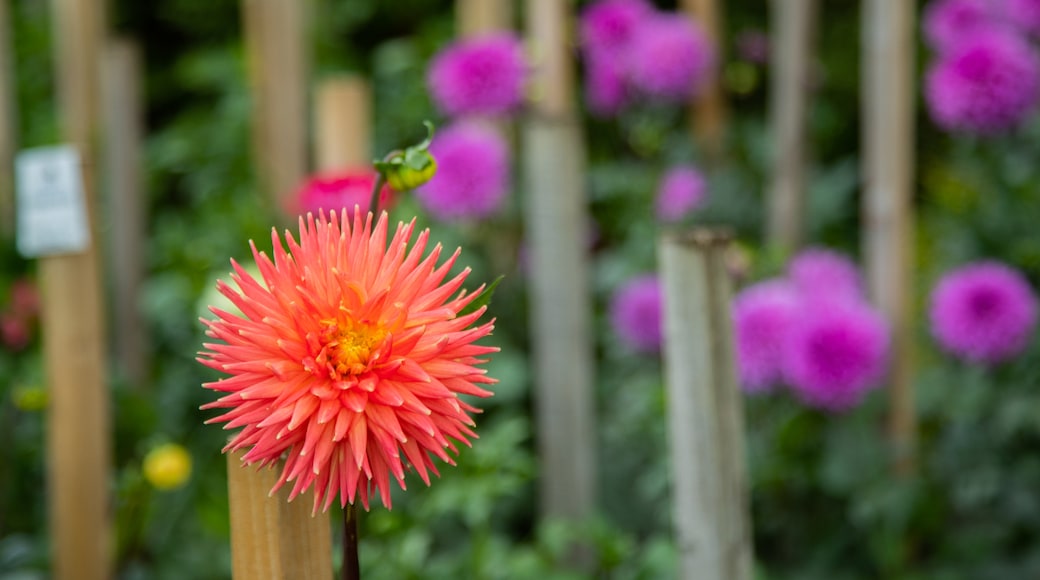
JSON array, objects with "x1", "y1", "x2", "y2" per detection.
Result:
[{"x1": 321, "y1": 320, "x2": 387, "y2": 378}]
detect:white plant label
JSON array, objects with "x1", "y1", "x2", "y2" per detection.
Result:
[{"x1": 15, "y1": 145, "x2": 91, "y2": 257}]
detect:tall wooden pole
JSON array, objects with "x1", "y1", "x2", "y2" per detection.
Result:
[
  {"x1": 102, "y1": 38, "x2": 148, "y2": 385},
  {"x1": 681, "y1": 0, "x2": 727, "y2": 160},
  {"x1": 523, "y1": 0, "x2": 596, "y2": 524},
  {"x1": 0, "y1": 0, "x2": 17, "y2": 236},
  {"x1": 242, "y1": 0, "x2": 308, "y2": 214},
  {"x1": 767, "y1": 0, "x2": 816, "y2": 253},
  {"x1": 314, "y1": 76, "x2": 371, "y2": 172},
  {"x1": 456, "y1": 0, "x2": 511, "y2": 37},
  {"x1": 659, "y1": 230, "x2": 753, "y2": 580},
  {"x1": 862, "y1": 0, "x2": 916, "y2": 475},
  {"x1": 45, "y1": 0, "x2": 110, "y2": 578},
  {"x1": 227, "y1": 452, "x2": 333, "y2": 580}
]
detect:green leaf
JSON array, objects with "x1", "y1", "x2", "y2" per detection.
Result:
[{"x1": 459, "y1": 275, "x2": 504, "y2": 318}]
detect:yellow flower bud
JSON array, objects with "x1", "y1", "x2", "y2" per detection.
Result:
[
  {"x1": 143, "y1": 443, "x2": 193, "y2": 491},
  {"x1": 374, "y1": 121, "x2": 438, "y2": 192}
]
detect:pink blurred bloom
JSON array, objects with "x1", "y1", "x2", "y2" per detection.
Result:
[
  {"x1": 293, "y1": 170, "x2": 391, "y2": 220},
  {"x1": 655, "y1": 165, "x2": 707, "y2": 222},
  {"x1": 1, "y1": 314, "x2": 30, "y2": 351},
  {"x1": 787, "y1": 248, "x2": 865, "y2": 303},
  {"x1": 923, "y1": 0, "x2": 1003, "y2": 53},
  {"x1": 626, "y1": 14, "x2": 716, "y2": 102},
  {"x1": 1004, "y1": 0, "x2": 1040, "y2": 37},
  {"x1": 416, "y1": 122, "x2": 510, "y2": 221},
  {"x1": 584, "y1": 51, "x2": 630, "y2": 116},
  {"x1": 929, "y1": 261, "x2": 1038, "y2": 364},
  {"x1": 427, "y1": 34, "x2": 527, "y2": 117},
  {"x1": 8, "y1": 279, "x2": 39, "y2": 320},
  {"x1": 610, "y1": 275, "x2": 663, "y2": 353},
  {"x1": 733, "y1": 280, "x2": 801, "y2": 393},
  {"x1": 579, "y1": 0, "x2": 655, "y2": 54}
]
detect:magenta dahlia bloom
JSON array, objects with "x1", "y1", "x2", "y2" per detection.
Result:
[
  {"x1": 427, "y1": 34, "x2": 527, "y2": 117},
  {"x1": 925, "y1": 29, "x2": 1040, "y2": 134},
  {"x1": 626, "y1": 14, "x2": 715, "y2": 102},
  {"x1": 415, "y1": 122, "x2": 510, "y2": 221},
  {"x1": 655, "y1": 165, "x2": 707, "y2": 222},
  {"x1": 929, "y1": 261, "x2": 1038, "y2": 364},
  {"x1": 610, "y1": 275, "x2": 663, "y2": 353},
  {"x1": 923, "y1": 0, "x2": 1001, "y2": 53},
  {"x1": 579, "y1": 0, "x2": 655, "y2": 54},
  {"x1": 732, "y1": 280, "x2": 801, "y2": 393},
  {"x1": 783, "y1": 301, "x2": 889, "y2": 412},
  {"x1": 1003, "y1": 0, "x2": 1040, "y2": 37},
  {"x1": 787, "y1": 248, "x2": 865, "y2": 303},
  {"x1": 584, "y1": 52, "x2": 630, "y2": 116}
]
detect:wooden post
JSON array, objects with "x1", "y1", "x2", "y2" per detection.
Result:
[
  {"x1": 766, "y1": 0, "x2": 816, "y2": 252},
  {"x1": 227, "y1": 452, "x2": 333, "y2": 580},
  {"x1": 45, "y1": 0, "x2": 110, "y2": 577},
  {"x1": 681, "y1": 0, "x2": 727, "y2": 160},
  {"x1": 314, "y1": 76, "x2": 371, "y2": 172},
  {"x1": 659, "y1": 229, "x2": 753, "y2": 580},
  {"x1": 862, "y1": 0, "x2": 916, "y2": 475},
  {"x1": 0, "y1": 0, "x2": 17, "y2": 236},
  {"x1": 523, "y1": 0, "x2": 596, "y2": 524},
  {"x1": 242, "y1": 0, "x2": 308, "y2": 214},
  {"x1": 102, "y1": 38, "x2": 148, "y2": 385},
  {"x1": 456, "y1": 0, "x2": 511, "y2": 37}
]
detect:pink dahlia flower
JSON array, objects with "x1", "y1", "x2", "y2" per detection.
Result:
[
  {"x1": 783, "y1": 301, "x2": 889, "y2": 412},
  {"x1": 929, "y1": 261, "x2": 1038, "y2": 364},
  {"x1": 584, "y1": 51, "x2": 630, "y2": 116},
  {"x1": 199, "y1": 211, "x2": 498, "y2": 512},
  {"x1": 787, "y1": 248, "x2": 865, "y2": 303},
  {"x1": 293, "y1": 170, "x2": 390, "y2": 219},
  {"x1": 579, "y1": 0, "x2": 655, "y2": 54},
  {"x1": 427, "y1": 34, "x2": 527, "y2": 117},
  {"x1": 925, "y1": 29, "x2": 1040, "y2": 134},
  {"x1": 655, "y1": 165, "x2": 707, "y2": 222},
  {"x1": 923, "y1": 0, "x2": 1002, "y2": 53},
  {"x1": 626, "y1": 14, "x2": 716, "y2": 102},
  {"x1": 1003, "y1": 0, "x2": 1040, "y2": 37},
  {"x1": 416, "y1": 122, "x2": 510, "y2": 221},
  {"x1": 610, "y1": 275, "x2": 663, "y2": 353},
  {"x1": 732, "y1": 280, "x2": 801, "y2": 393}
]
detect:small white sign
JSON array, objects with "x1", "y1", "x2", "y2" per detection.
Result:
[{"x1": 15, "y1": 145, "x2": 91, "y2": 258}]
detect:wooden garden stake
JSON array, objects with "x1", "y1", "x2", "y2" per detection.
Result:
[
  {"x1": 456, "y1": 0, "x2": 511, "y2": 37},
  {"x1": 42, "y1": 0, "x2": 110, "y2": 577},
  {"x1": 102, "y1": 38, "x2": 148, "y2": 385},
  {"x1": 862, "y1": 0, "x2": 917, "y2": 475},
  {"x1": 767, "y1": 0, "x2": 816, "y2": 253},
  {"x1": 242, "y1": 0, "x2": 308, "y2": 214},
  {"x1": 227, "y1": 451, "x2": 333, "y2": 580},
  {"x1": 523, "y1": 0, "x2": 597, "y2": 523},
  {"x1": 314, "y1": 76, "x2": 371, "y2": 172},
  {"x1": 659, "y1": 230, "x2": 753, "y2": 580},
  {"x1": 0, "y1": 0, "x2": 16, "y2": 236},
  {"x1": 681, "y1": 0, "x2": 727, "y2": 161}
]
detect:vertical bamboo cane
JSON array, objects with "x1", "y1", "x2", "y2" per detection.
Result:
[
  {"x1": 456, "y1": 0, "x2": 511, "y2": 37},
  {"x1": 44, "y1": 0, "x2": 110, "y2": 578},
  {"x1": 766, "y1": 0, "x2": 816, "y2": 253},
  {"x1": 227, "y1": 452, "x2": 333, "y2": 580},
  {"x1": 314, "y1": 76, "x2": 371, "y2": 172},
  {"x1": 659, "y1": 230, "x2": 753, "y2": 580},
  {"x1": 862, "y1": 0, "x2": 916, "y2": 475},
  {"x1": 680, "y1": 0, "x2": 727, "y2": 160},
  {"x1": 102, "y1": 38, "x2": 148, "y2": 385},
  {"x1": 0, "y1": 0, "x2": 17, "y2": 236},
  {"x1": 242, "y1": 0, "x2": 308, "y2": 214},
  {"x1": 523, "y1": 0, "x2": 596, "y2": 523}
]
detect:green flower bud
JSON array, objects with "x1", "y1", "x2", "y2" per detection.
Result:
[{"x1": 374, "y1": 121, "x2": 438, "y2": 192}]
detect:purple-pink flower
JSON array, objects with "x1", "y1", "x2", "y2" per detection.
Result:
[
  {"x1": 416, "y1": 122, "x2": 510, "y2": 221},
  {"x1": 925, "y1": 29, "x2": 1040, "y2": 134},
  {"x1": 655, "y1": 165, "x2": 707, "y2": 222},
  {"x1": 427, "y1": 34, "x2": 527, "y2": 117},
  {"x1": 610, "y1": 275, "x2": 663, "y2": 353},
  {"x1": 626, "y1": 14, "x2": 715, "y2": 102},
  {"x1": 733, "y1": 280, "x2": 801, "y2": 393},
  {"x1": 929, "y1": 261, "x2": 1038, "y2": 364},
  {"x1": 787, "y1": 248, "x2": 865, "y2": 303},
  {"x1": 1004, "y1": 0, "x2": 1040, "y2": 37},
  {"x1": 584, "y1": 52, "x2": 630, "y2": 116},
  {"x1": 923, "y1": 0, "x2": 1001, "y2": 53},
  {"x1": 579, "y1": 0, "x2": 654, "y2": 54},
  {"x1": 783, "y1": 301, "x2": 889, "y2": 412}
]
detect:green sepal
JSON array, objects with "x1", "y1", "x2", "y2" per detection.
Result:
[{"x1": 459, "y1": 275, "x2": 504, "y2": 318}]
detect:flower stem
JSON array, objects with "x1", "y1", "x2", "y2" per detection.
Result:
[
  {"x1": 342, "y1": 503, "x2": 360, "y2": 580},
  {"x1": 369, "y1": 174, "x2": 385, "y2": 215}
]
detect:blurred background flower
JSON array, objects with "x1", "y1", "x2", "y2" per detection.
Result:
[
  {"x1": 416, "y1": 121, "x2": 511, "y2": 221},
  {"x1": 609, "y1": 274, "x2": 663, "y2": 353},
  {"x1": 427, "y1": 33, "x2": 527, "y2": 117}
]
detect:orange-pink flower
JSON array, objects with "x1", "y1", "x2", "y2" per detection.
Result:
[{"x1": 198, "y1": 210, "x2": 497, "y2": 512}]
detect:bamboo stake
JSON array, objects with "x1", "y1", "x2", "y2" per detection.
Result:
[
  {"x1": 523, "y1": 0, "x2": 596, "y2": 525},
  {"x1": 680, "y1": 0, "x2": 727, "y2": 161},
  {"x1": 766, "y1": 0, "x2": 816, "y2": 252},
  {"x1": 102, "y1": 38, "x2": 148, "y2": 385},
  {"x1": 227, "y1": 451, "x2": 333, "y2": 580},
  {"x1": 314, "y1": 76, "x2": 371, "y2": 172},
  {"x1": 659, "y1": 229, "x2": 753, "y2": 580},
  {"x1": 862, "y1": 0, "x2": 916, "y2": 475},
  {"x1": 0, "y1": 0, "x2": 16, "y2": 236},
  {"x1": 242, "y1": 0, "x2": 308, "y2": 214},
  {"x1": 456, "y1": 0, "x2": 511, "y2": 37},
  {"x1": 45, "y1": 0, "x2": 110, "y2": 577}
]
